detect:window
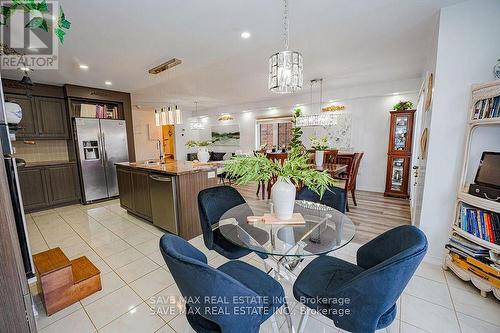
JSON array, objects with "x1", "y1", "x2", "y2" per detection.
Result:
[
  {"x1": 256, "y1": 117, "x2": 293, "y2": 149},
  {"x1": 278, "y1": 122, "x2": 292, "y2": 148},
  {"x1": 259, "y1": 124, "x2": 274, "y2": 149}
]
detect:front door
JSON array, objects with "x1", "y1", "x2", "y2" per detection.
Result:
[{"x1": 410, "y1": 72, "x2": 434, "y2": 227}]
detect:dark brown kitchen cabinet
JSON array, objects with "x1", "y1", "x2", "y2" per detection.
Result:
[
  {"x1": 4, "y1": 93, "x2": 37, "y2": 138},
  {"x1": 18, "y1": 163, "x2": 81, "y2": 212},
  {"x1": 45, "y1": 164, "x2": 80, "y2": 204},
  {"x1": 116, "y1": 167, "x2": 152, "y2": 221},
  {"x1": 116, "y1": 167, "x2": 133, "y2": 211},
  {"x1": 3, "y1": 93, "x2": 69, "y2": 140},
  {"x1": 17, "y1": 167, "x2": 49, "y2": 211},
  {"x1": 34, "y1": 97, "x2": 69, "y2": 139},
  {"x1": 131, "y1": 171, "x2": 152, "y2": 220}
]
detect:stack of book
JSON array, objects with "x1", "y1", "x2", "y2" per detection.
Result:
[
  {"x1": 446, "y1": 233, "x2": 490, "y2": 258},
  {"x1": 473, "y1": 96, "x2": 500, "y2": 119},
  {"x1": 458, "y1": 204, "x2": 500, "y2": 245},
  {"x1": 104, "y1": 106, "x2": 118, "y2": 119}
]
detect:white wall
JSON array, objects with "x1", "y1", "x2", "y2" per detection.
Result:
[
  {"x1": 187, "y1": 79, "x2": 419, "y2": 192},
  {"x1": 418, "y1": 0, "x2": 500, "y2": 263},
  {"x1": 131, "y1": 106, "x2": 197, "y2": 161},
  {"x1": 132, "y1": 108, "x2": 160, "y2": 161}
]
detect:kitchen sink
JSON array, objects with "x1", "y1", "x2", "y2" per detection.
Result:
[{"x1": 141, "y1": 160, "x2": 166, "y2": 166}]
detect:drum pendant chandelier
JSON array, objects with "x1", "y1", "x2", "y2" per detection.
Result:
[{"x1": 268, "y1": 0, "x2": 303, "y2": 94}]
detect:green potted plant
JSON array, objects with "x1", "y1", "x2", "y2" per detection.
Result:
[
  {"x1": 185, "y1": 140, "x2": 213, "y2": 163},
  {"x1": 310, "y1": 136, "x2": 329, "y2": 167},
  {"x1": 224, "y1": 109, "x2": 335, "y2": 220},
  {"x1": 392, "y1": 100, "x2": 414, "y2": 111}
]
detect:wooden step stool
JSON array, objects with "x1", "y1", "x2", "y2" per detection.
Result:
[{"x1": 33, "y1": 247, "x2": 101, "y2": 316}]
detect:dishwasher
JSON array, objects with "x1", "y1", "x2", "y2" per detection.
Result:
[{"x1": 149, "y1": 173, "x2": 178, "y2": 234}]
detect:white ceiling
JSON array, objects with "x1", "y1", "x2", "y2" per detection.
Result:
[{"x1": 1, "y1": 0, "x2": 463, "y2": 112}]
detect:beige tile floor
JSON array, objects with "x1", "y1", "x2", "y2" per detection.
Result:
[{"x1": 26, "y1": 200, "x2": 500, "y2": 333}]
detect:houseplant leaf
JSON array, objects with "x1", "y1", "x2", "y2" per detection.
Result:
[{"x1": 54, "y1": 27, "x2": 65, "y2": 43}]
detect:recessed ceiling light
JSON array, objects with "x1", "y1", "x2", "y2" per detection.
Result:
[
  {"x1": 241, "y1": 31, "x2": 251, "y2": 39},
  {"x1": 79, "y1": 64, "x2": 89, "y2": 69},
  {"x1": 105, "y1": 81, "x2": 112, "y2": 85}
]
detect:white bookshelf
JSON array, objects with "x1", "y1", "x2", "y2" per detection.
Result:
[{"x1": 444, "y1": 80, "x2": 500, "y2": 300}]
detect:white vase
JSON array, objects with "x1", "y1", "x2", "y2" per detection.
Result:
[
  {"x1": 197, "y1": 147, "x2": 210, "y2": 163},
  {"x1": 271, "y1": 177, "x2": 296, "y2": 220},
  {"x1": 315, "y1": 150, "x2": 324, "y2": 167}
]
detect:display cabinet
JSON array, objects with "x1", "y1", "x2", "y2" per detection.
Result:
[{"x1": 384, "y1": 110, "x2": 415, "y2": 198}]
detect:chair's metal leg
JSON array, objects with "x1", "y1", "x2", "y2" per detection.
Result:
[
  {"x1": 270, "y1": 314, "x2": 280, "y2": 333},
  {"x1": 297, "y1": 307, "x2": 310, "y2": 333},
  {"x1": 284, "y1": 300, "x2": 295, "y2": 333}
]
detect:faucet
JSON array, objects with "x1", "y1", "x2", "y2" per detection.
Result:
[{"x1": 156, "y1": 139, "x2": 164, "y2": 162}]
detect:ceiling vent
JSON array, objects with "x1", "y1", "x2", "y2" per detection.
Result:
[{"x1": 148, "y1": 58, "x2": 182, "y2": 74}]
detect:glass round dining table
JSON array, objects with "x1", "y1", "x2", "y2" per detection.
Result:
[{"x1": 218, "y1": 200, "x2": 356, "y2": 259}]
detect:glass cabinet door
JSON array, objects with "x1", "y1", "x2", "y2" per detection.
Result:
[
  {"x1": 392, "y1": 114, "x2": 411, "y2": 152},
  {"x1": 390, "y1": 157, "x2": 405, "y2": 192}
]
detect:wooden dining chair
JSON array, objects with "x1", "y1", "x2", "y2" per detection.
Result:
[
  {"x1": 335, "y1": 152, "x2": 364, "y2": 211},
  {"x1": 265, "y1": 152, "x2": 288, "y2": 199},
  {"x1": 254, "y1": 149, "x2": 268, "y2": 199},
  {"x1": 323, "y1": 149, "x2": 338, "y2": 164}
]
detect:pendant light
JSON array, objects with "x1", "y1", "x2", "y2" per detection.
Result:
[
  {"x1": 161, "y1": 107, "x2": 168, "y2": 125},
  {"x1": 156, "y1": 105, "x2": 183, "y2": 126},
  {"x1": 190, "y1": 102, "x2": 204, "y2": 130},
  {"x1": 175, "y1": 105, "x2": 183, "y2": 124},
  {"x1": 268, "y1": 0, "x2": 303, "y2": 94},
  {"x1": 296, "y1": 78, "x2": 337, "y2": 127},
  {"x1": 166, "y1": 106, "x2": 173, "y2": 124},
  {"x1": 154, "y1": 108, "x2": 161, "y2": 126}
]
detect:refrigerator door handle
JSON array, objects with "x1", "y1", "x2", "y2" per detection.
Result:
[
  {"x1": 98, "y1": 132, "x2": 105, "y2": 167},
  {"x1": 102, "y1": 132, "x2": 107, "y2": 163}
]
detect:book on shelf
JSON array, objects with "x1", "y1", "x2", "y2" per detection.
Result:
[
  {"x1": 449, "y1": 253, "x2": 500, "y2": 287},
  {"x1": 446, "y1": 233, "x2": 489, "y2": 258},
  {"x1": 79, "y1": 103, "x2": 118, "y2": 119},
  {"x1": 473, "y1": 95, "x2": 500, "y2": 119},
  {"x1": 458, "y1": 203, "x2": 500, "y2": 245}
]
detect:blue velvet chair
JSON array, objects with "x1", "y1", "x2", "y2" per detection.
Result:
[
  {"x1": 198, "y1": 186, "x2": 268, "y2": 259},
  {"x1": 293, "y1": 225, "x2": 427, "y2": 333},
  {"x1": 296, "y1": 185, "x2": 347, "y2": 213},
  {"x1": 160, "y1": 234, "x2": 285, "y2": 333}
]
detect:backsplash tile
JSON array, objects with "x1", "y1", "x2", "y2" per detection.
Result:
[{"x1": 12, "y1": 140, "x2": 69, "y2": 162}]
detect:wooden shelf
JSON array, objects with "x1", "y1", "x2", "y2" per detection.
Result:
[
  {"x1": 443, "y1": 253, "x2": 499, "y2": 299},
  {"x1": 458, "y1": 192, "x2": 500, "y2": 214},
  {"x1": 452, "y1": 226, "x2": 500, "y2": 253}
]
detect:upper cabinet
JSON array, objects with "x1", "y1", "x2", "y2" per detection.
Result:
[
  {"x1": 2, "y1": 79, "x2": 70, "y2": 140},
  {"x1": 3, "y1": 93, "x2": 69, "y2": 140},
  {"x1": 4, "y1": 94, "x2": 37, "y2": 137},
  {"x1": 34, "y1": 97, "x2": 68, "y2": 138}
]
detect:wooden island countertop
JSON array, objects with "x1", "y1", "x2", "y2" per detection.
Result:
[{"x1": 115, "y1": 160, "x2": 221, "y2": 176}]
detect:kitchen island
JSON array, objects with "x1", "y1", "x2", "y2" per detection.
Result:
[{"x1": 115, "y1": 160, "x2": 220, "y2": 240}]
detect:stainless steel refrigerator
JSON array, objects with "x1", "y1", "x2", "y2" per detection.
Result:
[{"x1": 74, "y1": 118, "x2": 129, "y2": 203}]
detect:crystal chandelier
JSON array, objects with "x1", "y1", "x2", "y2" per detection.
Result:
[
  {"x1": 296, "y1": 78, "x2": 338, "y2": 127},
  {"x1": 190, "y1": 102, "x2": 204, "y2": 130},
  {"x1": 268, "y1": 0, "x2": 303, "y2": 93}
]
